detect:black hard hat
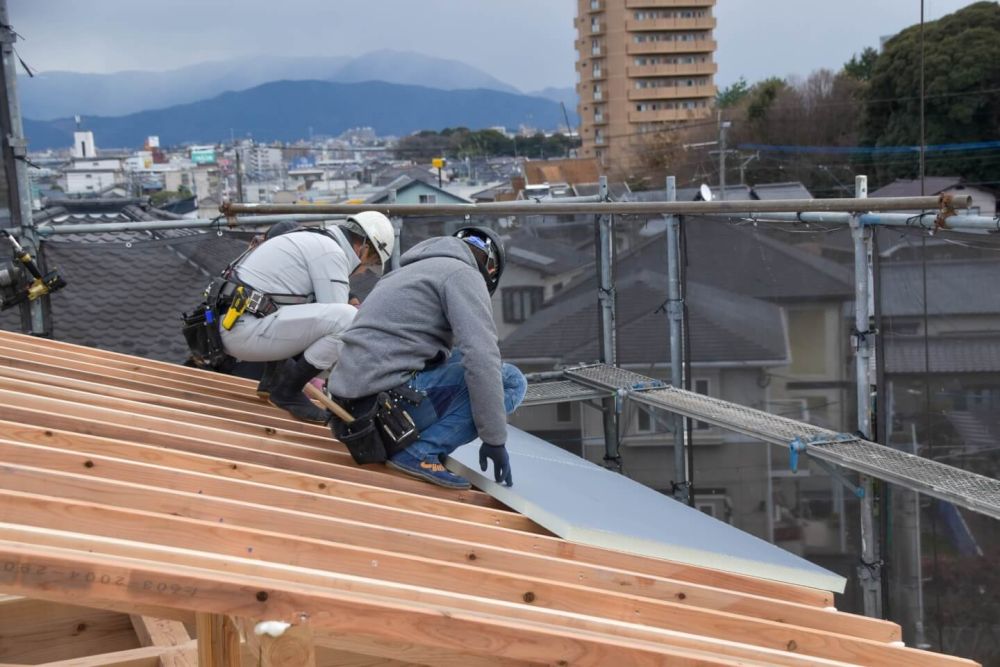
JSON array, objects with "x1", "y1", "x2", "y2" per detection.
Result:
[{"x1": 454, "y1": 226, "x2": 505, "y2": 296}]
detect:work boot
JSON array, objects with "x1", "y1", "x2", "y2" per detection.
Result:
[
  {"x1": 268, "y1": 357, "x2": 328, "y2": 423},
  {"x1": 255, "y1": 359, "x2": 288, "y2": 400}
]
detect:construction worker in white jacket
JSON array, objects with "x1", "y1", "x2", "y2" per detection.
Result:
[{"x1": 218, "y1": 211, "x2": 394, "y2": 422}]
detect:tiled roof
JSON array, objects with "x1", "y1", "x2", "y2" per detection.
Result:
[
  {"x1": 558, "y1": 220, "x2": 853, "y2": 304},
  {"x1": 870, "y1": 177, "x2": 963, "y2": 198},
  {"x1": 505, "y1": 229, "x2": 592, "y2": 276},
  {"x1": 501, "y1": 271, "x2": 788, "y2": 365},
  {"x1": 880, "y1": 260, "x2": 1000, "y2": 316},
  {"x1": 884, "y1": 334, "x2": 1000, "y2": 373}
]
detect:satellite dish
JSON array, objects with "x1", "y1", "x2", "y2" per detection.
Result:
[{"x1": 699, "y1": 183, "x2": 713, "y2": 202}]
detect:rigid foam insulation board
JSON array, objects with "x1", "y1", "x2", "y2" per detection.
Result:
[{"x1": 448, "y1": 426, "x2": 846, "y2": 593}]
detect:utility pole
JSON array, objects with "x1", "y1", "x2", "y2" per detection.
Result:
[
  {"x1": 665, "y1": 176, "x2": 689, "y2": 503},
  {"x1": 851, "y1": 174, "x2": 882, "y2": 618},
  {"x1": 595, "y1": 175, "x2": 620, "y2": 472},
  {"x1": 0, "y1": 0, "x2": 47, "y2": 335},
  {"x1": 718, "y1": 121, "x2": 731, "y2": 201},
  {"x1": 234, "y1": 149, "x2": 244, "y2": 203}
]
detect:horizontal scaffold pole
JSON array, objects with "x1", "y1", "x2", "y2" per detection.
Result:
[{"x1": 220, "y1": 194, "x2": 964, "y2": 218}]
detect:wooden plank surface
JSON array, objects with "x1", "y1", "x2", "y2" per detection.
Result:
[
  {"x1": 0, "y1": 331, "x2": 976, "y2": 667},
  {"x1": 0, "y1": 487, "x2": 901, "y2": 646}
]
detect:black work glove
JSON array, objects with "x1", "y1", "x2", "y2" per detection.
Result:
[{"x1": 479, "y1": 443, "x2": 513, "y2": 487}]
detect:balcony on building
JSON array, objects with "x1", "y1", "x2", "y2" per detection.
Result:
[
  {"x1": 627, "y1": 60, "x2": 717, "y2": 78},
  {"x1": 593, "y1": 110, "x2": 608, "y2": 124},
  {"x1": 590, "y1": 19, "x2": 603, "y2": 34},
  {"x1": 626, "y1": 0, "x2": 716, "y2": 8},
  {"x1": 592, "y1": 64, "x2": 606, "y2": 79},
  {"x1": 628, "y1": 107, "x2": 712, "y2": 124},
  {"x1": 593, "y1": 88, "x2": 603, "y2": 101},
  {"x1": 625, "y1": 16, "x2": 717, "y2": 31},
  {"x1": 627, "y1": 84, "x2": 717, "y2": 101},
  {"x1": 588, "y1": 0, "x2": 604, "y2": 11},
  {"x1": 627, "y1": 38, "x2": 717, "y2": 55}
]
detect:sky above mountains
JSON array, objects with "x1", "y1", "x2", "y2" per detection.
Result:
[{"x1": 9, "y1": 0, "x2": 978, "y2": 91}]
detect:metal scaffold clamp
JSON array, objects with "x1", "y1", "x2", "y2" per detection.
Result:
[{"x1": 789, "y1": 433, "x2": 866, "y2": 499}]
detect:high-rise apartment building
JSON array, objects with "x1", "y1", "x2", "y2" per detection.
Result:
[{"x1": 575, "y1": 0, "x2": 717, "y2": 173}]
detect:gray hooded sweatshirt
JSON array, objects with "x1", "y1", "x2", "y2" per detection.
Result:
[{"x1": 327, "y1": 236, "x2": 507, "y2": 446}]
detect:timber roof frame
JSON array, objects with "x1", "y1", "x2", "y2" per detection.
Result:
[{"x1": 0, "y1": 330, "x2": 979, "y2": 666}]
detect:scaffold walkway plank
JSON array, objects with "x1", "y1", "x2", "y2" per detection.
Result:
[
  {"x1": 521, "y1": 380, "x2": 610, "y2": 407},
  {"x1": 556, "y1": 364, "x2": 1000, "y2": 521}
]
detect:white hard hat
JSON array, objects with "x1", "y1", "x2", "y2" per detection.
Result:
[{"x1": 347, "y1": 211, "x2": 395, "y2": 267}]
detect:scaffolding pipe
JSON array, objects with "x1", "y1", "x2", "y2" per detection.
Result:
[
  {"x1": 35, "y1": 213, "x2": 341, "y2": 237},
  {"x1": 221, "y1": 195, "x2": 961, "y2": 218},
  {"x1": 596, "y1": 176, "x2": 620, "y2": 471},
  {"x1": 853, "y1": 175, "x2": 883, "y2": 618},
  {"x1": 665, "y1": 176, "x2": 688, "y2": 503},
  {"x1": 706, "y1": 210, "x2": 1000, "y2": 233},
  {"x1": 0, "y1": 2, "x2": 45, "y2": 334}
]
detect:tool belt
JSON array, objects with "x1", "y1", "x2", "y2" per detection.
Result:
[
  {"x1": 209, "y1": 278, "x2": 311, "y2": 330},
  {"x1": 329, "y1": 385, "x2": 424, "y2": 465},
  {"x1": 181, "y1": 303, "x2": 228, "y2": 370}
]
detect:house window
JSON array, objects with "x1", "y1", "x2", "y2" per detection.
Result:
[
  {"x1": 636, "y1": 407, "x2": 654, "y2": 433},
  {"x1": 502, "y1": 286, "x2": 543, "y2": 323},
  {"x1": 419, "y1": 194, "x2": 437, "y2": 204},
  {"x1": 556, "y1": 402, "x2": 573, "y2": 423},
  {"x1": 694, "y1": 379, "x2": 710, "y2": 430}
]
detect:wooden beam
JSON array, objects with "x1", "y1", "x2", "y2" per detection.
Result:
[
  {"x1": 0, "y1": 538, "x2": 818, "y2": 667},
  {"x1": 0, "y1": 341, "x2": 255, "y2": 402},
  {"x1": 20, "y1": 641, "x2": 198, "y2": 667},
  {"x1": 0, "y1": 331, "x2": 254, "y2": 393},
  {"x1": 0, "y1": 443, "x2": 545, "y2": 545},
  {"x1": 0, "y1": 598, "x2": 138, "y2": 664},
  {"x1": 0, "y1": 362, "x2": 312, "y2": 433},
  {"x1": 0, "y1": 443, "x2": 827, "y2": 607},
  {"x1": 194, "y1": 615, "x2": 240, "y2": 667},
  {"x1": 0, "y1": 405, "x2": 501, "y2": 510},
  {"x1": 0, "y1": 488, "x2": 901, "y2": 645},
  {"x1": 0, "y1": 527, "x2": 947, "y2": 667},
  {"x1": 0, "y1": 379, "x2": 336, "y2": 451},
  {"x1": 238, "y1": 618, "x2": 315, "y2": 667},
  {"x1": 129, "y1": 616, "x2": 195, "y2": 667},
  {"x1": 0, "y1": 428, "x2": 535, "y2": 532}
]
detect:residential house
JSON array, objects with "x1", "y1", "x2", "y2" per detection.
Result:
[
  {"x1": 502, "y1": 220, "x2": 856, "y2": 554},
  {"x1": 365, "y1": 175, "x2": 471, "y2": 206},
  {"x1": 493, "y1": 229, "x2": 593, "y2": 340},
  {"x1": 870, "y1": 176, "x2": 996, "y2": 216}
]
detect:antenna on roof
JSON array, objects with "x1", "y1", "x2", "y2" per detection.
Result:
[{"x1": 699, "y1": 183, "x2": 713, "y2": 202}]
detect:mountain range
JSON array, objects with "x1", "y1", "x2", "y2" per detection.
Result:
[
  {"x1": 19, "y1": 50, "x2": 578, "y2": 150},
  {"x1": 20, "y1": 50, "x2": 535, "y2": 120},
  {"x1": 24, "y1": 79, "x2": 574, "y2": 150}
]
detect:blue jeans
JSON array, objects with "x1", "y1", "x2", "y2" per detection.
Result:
[{"x1": 399, "y1": 352, "x2": 527, "y2": 462}]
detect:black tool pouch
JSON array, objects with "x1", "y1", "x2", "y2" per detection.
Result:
[
  {"x1": 330, "y1": 390, "x2": 420, "y2": 465},
  {"x1": 181, "y1": 304, "x2": 228, "y2": 370},
  {"x1": 330, "y1": 394, "x2": 387, "y2": 464}
]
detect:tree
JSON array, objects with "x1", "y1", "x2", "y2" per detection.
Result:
[
  {"x1": 859, "y1": 1, "x2": 1000, "y2": 183},
  {"x1": 843, "y1": 47, "x2": 879, "y2": 82},
  {"x1": 717, "y1": 77, "x2": 750, "y2": 109}
]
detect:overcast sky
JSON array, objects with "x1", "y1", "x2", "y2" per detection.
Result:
[{"x1": 8, "y1": 0, "x2": 980, "y2": 92}]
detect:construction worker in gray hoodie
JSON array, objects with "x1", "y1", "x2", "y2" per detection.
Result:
[
  {"x1": 216, "y1": 211, "x2": 394, "y2": 422},
  {"x1": 326, "y1": 227, "x2": 527, "y2": 490}
]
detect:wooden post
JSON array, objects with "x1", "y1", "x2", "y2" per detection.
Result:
[
  {"x1": 195, "y1": 614, "x2": 240, "y2": 667},
  {"x1": 239, "y1": 617, "x2": 316, "y2": 667}
]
